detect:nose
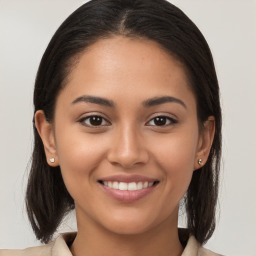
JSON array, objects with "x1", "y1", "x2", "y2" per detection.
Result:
[{"x1": 107, "y1": 125, "x2": 149, "y2": 169}]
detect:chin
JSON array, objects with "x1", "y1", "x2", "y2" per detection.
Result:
[
  {"x1": 106, "y1": 223, "x2": 152, "y2": 236},
  {"x1": 100, "y1": 212, "x2": 159, "y2": 235}
]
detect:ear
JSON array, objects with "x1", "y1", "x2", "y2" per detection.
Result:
[
  {"x1": 34, "y1": 110, "x2": 59, "y2": 167},
  {"x1": 194, "y1": 116, "x2": 215, "y2": 170}
]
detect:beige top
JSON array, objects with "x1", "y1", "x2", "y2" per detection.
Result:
[{"x1": 0, "y1": 232, "x2": 222, "y2": 256}]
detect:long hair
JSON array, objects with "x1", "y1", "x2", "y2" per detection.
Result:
[{"x1": 26, "y1": 0, "x2": 221, "y2": 244}]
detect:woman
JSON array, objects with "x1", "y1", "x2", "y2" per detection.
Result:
[{"x1": 0, "y1": 0, "x2": 222, "y2": 255}]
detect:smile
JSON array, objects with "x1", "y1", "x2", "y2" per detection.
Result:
[
  {"x1": 99, "y1": 181, "x2": 158, "y2": 191},
  {"x1": 98, "y1": 175, "x2": 160, "y2": 202}
]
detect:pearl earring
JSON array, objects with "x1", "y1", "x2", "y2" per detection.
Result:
[
  {"x1": 198, "y1": 158, "x2": 203, "y2": 166},
  {"x1": 50, "y1": 158, "x2": 55, "y2": 163}
]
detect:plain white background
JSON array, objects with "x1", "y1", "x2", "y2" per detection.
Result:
[{"x1": 0, "y1": 1, "x2": 255, "y2": 255}]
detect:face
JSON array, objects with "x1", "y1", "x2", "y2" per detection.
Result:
[{"x1": 36, "y1": 36, "x2": 214, "y2": 236}]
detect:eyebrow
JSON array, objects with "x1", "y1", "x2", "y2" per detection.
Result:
[
  {"x1": 72, "y1": 95, "x2": 186, "y2": 109},
  {"x1": 142, "y1": 96, "x2": 187, "y2": 109},
  {"x1": 72, "y1": 95, "x2": 115, "y2": 107}
]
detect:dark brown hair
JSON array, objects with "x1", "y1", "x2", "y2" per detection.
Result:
[{"x1": 26, "y1": 0, "x2": 221, "y2": 244}]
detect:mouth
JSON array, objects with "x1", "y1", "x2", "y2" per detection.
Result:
[
  {"x1": 97, "y1": 175, "x2": 160, "y2": 202},
  {"x1": 98, "y1": 180, "x2": 159, "y2": 191}
]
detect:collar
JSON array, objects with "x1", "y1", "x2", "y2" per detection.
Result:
[{"x1": 51, "y1": 231, "x2": 200, "y2": 256}]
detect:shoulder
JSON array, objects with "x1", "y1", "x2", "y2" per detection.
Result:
[
  {"x1": 182, "y1": 236, "x2": 223, "y2": 256},
  {"x1": 0, "y1": 232, "x2": 76, "y2": 256},
  {"x1": 0, "y1": 243, "x2": 52, "y2": 256},
  {"x1": 198, "y1": 247, "x2": 223, "y2": 256}
]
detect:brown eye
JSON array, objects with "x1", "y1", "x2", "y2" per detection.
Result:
[
  {"x1": 80, "y1": 115, "x2": 110, "y2": 127},
  {"x1": 147, "y1": 116, "x2": 177, "y2": 126}
]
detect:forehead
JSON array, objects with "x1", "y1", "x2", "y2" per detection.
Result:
[{"x1": 59, "y1": 36, "x2": 196, "y2": 109}]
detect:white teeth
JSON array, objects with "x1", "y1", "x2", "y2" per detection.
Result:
[
  {"x1": 143, "y1": 181, "x2": 148, "y2": 188},
  {"x1": 112, "y1": 181, "x2": 119, "y2": 189},
  {"x1": 102, "y1": 181, "x2": 156, "y2": 191},
  {"x1": 137, "y1": 182, "x2": 143, "y2": 189},
  {"x1": 128, "y1": 182, "x2": 137, "y2": 191},
  {"x1": 119, "y1": 182, "x2": 128, "y2": 190}
]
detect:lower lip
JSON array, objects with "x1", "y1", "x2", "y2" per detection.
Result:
[{"x1": 99, "y1": 183, "x2": 158, "y2": 203}]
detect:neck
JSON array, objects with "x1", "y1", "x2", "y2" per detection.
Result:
[{"x1": 70, "y1": 212, "x2": 183, "y2": 256}]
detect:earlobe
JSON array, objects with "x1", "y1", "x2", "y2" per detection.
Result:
[
  {"x1": 34, "y1": 110, "x2": 59, "y2": 166},
  {"x1": 194, "y1": 116, "x2": 215, "y2": 169}
]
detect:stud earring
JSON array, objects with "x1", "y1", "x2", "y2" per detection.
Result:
[
  {"x1": 50, "y1": 158, "x2": 55, "y2": 163},
  {"x1": 198, "y1": 158, "x2": 203, "y2": 166}
]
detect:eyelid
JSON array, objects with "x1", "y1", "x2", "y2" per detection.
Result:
[
  {"x1": 77, "y1": 111, "x2": 110, "y2": 121},
  {"x1": 146, "y1": 111, "x2": 178, "y2": 120}
]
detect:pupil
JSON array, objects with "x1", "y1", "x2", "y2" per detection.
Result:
[
  {"x1": 91, "y1": 116, "x2": 102, "y2": 126},
  {"x1": 155, "y1": 117, "x2": 166, "y2": 126}
]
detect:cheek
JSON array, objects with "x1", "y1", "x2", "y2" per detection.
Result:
[
  {"x1": 152, "y1": 130, "x2": 198, "y2": 167},
  {"x1": 55, "y1": 131, "x2": 108, "y2": 193},
  {"x1": 150, "y1": 130, "x2": 198, "y2": 196}
]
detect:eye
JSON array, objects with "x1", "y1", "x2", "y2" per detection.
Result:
[
  {"x1": 146, "y1": 116, "x2": 177, "y2": 126},
  {"x1": 79, "y1": 115, "x2": 110, "y2": 127}
]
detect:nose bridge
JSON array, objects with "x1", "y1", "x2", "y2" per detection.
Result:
[{"x1": 107, "y1": 122, "x2": 148, "y2": 168}]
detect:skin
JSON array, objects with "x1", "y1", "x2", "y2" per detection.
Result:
[{"x1": 35, "y1": 36, "x2": 215, "y2": 256}]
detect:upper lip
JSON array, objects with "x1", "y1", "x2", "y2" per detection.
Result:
[{"x1": 98, "y1": 174, "x2": 159, "y2": 183}]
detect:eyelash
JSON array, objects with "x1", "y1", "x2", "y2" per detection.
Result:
[{"x1": 78, "y1": 115, "x2": 177, "y2": 128}]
